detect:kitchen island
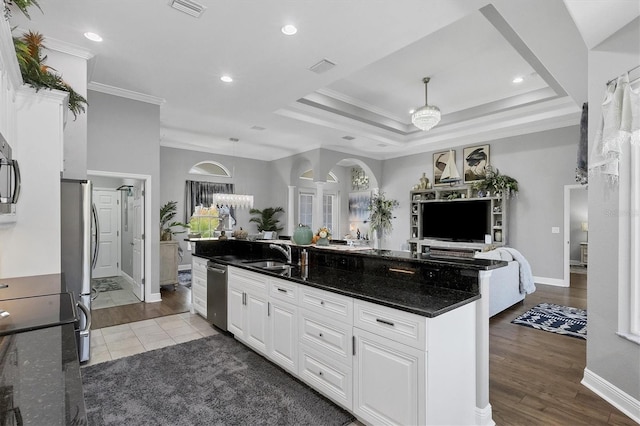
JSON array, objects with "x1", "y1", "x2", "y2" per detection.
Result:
[{"x1": 190, "y1": 239, "x2": 503, "y2": 425}]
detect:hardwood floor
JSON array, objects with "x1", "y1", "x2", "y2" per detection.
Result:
[
  {"x1": 91, "y1": 284, "x2": 191, "y2": 329},
  {"x1": 490, "y1": 273, "x2": 636, "y2": 425}
]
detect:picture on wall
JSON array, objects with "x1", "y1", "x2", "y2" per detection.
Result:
[
  {"x1": 463, "y1": 144, "x2": 490, "y2": 183},
  {"x1": 433, "y1": 150, "x2": 455, "y2": 186},
  {"x1": 348, "y1": 191, "x2": 371, "y2": 224}
]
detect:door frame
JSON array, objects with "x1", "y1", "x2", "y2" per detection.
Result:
[
  {"x1": 563, "y1": 183, "x2": 588, "y2": 286},
  {"x1": 88, "y1": 170, "x2": 153, "y2": 303}
]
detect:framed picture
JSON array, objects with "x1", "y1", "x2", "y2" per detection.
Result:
[
  {"x1": 433, "y1": 150, "x2": 455, "y2": 186},
  {"x1": 463, "y1": 144, "x2": 490, "y2": 183}
]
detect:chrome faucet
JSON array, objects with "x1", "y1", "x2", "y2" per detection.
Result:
[{"x1": 269, "y1": 243, "x2": 292, "y2": 264}]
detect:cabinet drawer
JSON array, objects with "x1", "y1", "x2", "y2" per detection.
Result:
[
  {"x1": 192, "y1": 275, "x2": 206, "y2": 291},
  {"x1": 298, "y1": 343, "x2": 352, "y2": 411},
  {"x1": 354, "y1": 300, "x2": 426, "y2": 350},
  {"x1": 299, "y1": 285, "x2": 353, "y2": 324},
  {"x1": 192, "y1": 282, "x2": 206, "y2": 300},
  {"x1": 193, "y1": 295, "x2": 207, "y2": 317},
  {"x1": 299, "y1": 309, "x2": 352, "y2": 366},
  {"x1": 192, "y1": 256, "x2": 208, "y2": 276},
  {"x1": 269, "y1": 278, "x2": 298, "y2": 304}
]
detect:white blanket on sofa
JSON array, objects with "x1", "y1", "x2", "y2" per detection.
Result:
[{"x1": 475, "y1": 247, "x2": 536, "y2": 294}]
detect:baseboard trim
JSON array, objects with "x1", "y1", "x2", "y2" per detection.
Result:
[
  {"x1": 146, "y1": 292, "x2": 162, "y2": 303},
  {"x1": 475, "y1": 403, "x2": 495, "y2": 426},
  {"x1": 533, "y1": 276, "x2": 569, "y2": 287},
  {"x1": 120, "y1": 272, "x2": 135, "y2": 286},
  {"x1": 178, "y1": 264, "x2": 191, "y2": 271},
  {"x1": 582, "y1": 368, "x2": 640, "y2": 423}
]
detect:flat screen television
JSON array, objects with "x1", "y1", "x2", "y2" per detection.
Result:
[{"x1": 421, "y1": 200, "x2": 491, "y2": 243}]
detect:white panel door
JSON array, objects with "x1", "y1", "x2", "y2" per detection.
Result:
[
  {"x1": 268, "y1": 299, "x2": 298, "y2": 374},
  {"x1": 245, "y1": 291, "x2": 268, "y2": 355},
  {"x1": 92, "y1": 190, "x2": 119, "y2": 278},
  {"x1": 132, "y1": 186, "x2": 144, "y2": 300},
  {"x1": 227, "y1": 284, "x2": 245, "y2": 338}
]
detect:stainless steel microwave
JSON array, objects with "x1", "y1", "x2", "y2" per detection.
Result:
[{"x1": 0, "y1": 132, "x2": 20, "y2": 215}]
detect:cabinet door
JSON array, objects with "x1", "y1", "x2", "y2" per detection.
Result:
[
  {"x1": 227, "y1": 284, "x2": 245, "y2": 338},
  {"x1": 245, "y1": 290, "x2": 268, "y2": 355},
  {"x1": 353, "y1": 328, "x2": 425, "y2": 426},
  {"x1": 268, "y1": 299, "x2": 298, "y2": 374}
]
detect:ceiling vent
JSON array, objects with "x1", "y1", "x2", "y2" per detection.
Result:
[
  {"x1": 251, "y1": 125, "x2": 266, "y2": 131},
  {"x1": 309, "y1": 59, "x2": 336, "y2": 74},
  {"x1": 342, "y1": 135, "x2": 355, "y2": 141},
  {"x1": 169, "y1": 0, "x2": 206, "y2": 17}
]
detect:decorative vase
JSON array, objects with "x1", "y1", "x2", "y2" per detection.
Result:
[
  {"x1": 494, "y1": 230, "x2": 503, "y2": 243},
  {"x1": 316, "y1": 237, "x2": 330, "y2": 246},
  {"x1": 419, "y1": 173, "x2": 430, "y2": 190},
  {"x1": 292, "y1": 224, "x2": 313, "y2": 245}
]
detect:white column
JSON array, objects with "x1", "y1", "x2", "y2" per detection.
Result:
[
  {"x1": 287, "y1": 185, "x2": 295, "y2": 236},
  {"x1": 476, "y1": 270, "x2": 495, "y2": 426},
  {"x1": 314, "y1": 182, "x2": 325, "y2": 231}
]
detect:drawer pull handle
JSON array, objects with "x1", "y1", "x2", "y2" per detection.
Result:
[
  {"x1": 376, "y1": 318, "x2": 395, "y2": 327},
  {"x1": 277, "y1": 288, "x2": 287, "y2": 293},
  {"x1": 318, "y1": 371, "x2": 323, "y2": 376},
  {"x1": 388, "y1": 267, "x2": 415, "y2": 275},
  {"x1": 320, "y1": 300, "x2": 325, "y2": 305},
  {"x1": 319, "y1": 333, "x2": 323, "y2": 338}
]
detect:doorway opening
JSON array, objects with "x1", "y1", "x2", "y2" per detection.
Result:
[{"x1": 88, "y1": 170, "x2": 152, "y2": 307}]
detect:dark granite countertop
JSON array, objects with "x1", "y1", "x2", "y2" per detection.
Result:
[
  {"x1": 195, "y1": 239, "x2": 501, "y2": 317},
  {"x1": 0, "y1": 274, "x2": 87, "y2": 425}
]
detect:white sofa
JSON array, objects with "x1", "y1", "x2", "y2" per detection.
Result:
[{"x1": 474, "y1": 249, "x2": 526, "y2": 317}]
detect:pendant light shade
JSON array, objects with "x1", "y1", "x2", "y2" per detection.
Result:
[{"x1": 411, "y1": 77, "x2": 441, "y2": 131}]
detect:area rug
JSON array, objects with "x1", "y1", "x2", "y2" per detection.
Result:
[
  {"x1": 512, "y1": 303, "x2": 587, "y2": 339},
  {"x1": 178, "y1": 269, "x2": 191, "y2": 288},
  {"x1": 82, "y1": 334, "x2": 355, "y2": 426},
  {"x1": 91, "y1": 277, "x2": 124, "y2": 292}
]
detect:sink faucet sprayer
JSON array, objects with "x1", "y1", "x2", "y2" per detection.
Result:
[{"x1": 269, "y1": 243, "x2": 292, "y2": 264}]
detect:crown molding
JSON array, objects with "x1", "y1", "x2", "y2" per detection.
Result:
[{"x1": 88, "y1": 82, "x2": 165, "y2": 105}]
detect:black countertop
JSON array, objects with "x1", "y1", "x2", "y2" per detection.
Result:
[
  {"x1": 0, "y1": 274, "x2": 87, "y2": 425},
  {"x1": 194, "y1": 240, "x2": 506, "y2": 317}
]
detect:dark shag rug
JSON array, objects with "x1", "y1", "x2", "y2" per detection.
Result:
[
  {"x1": 82, "y1": 334, "x2": 355, "y2": 426},
  {"x1": 91, "y1": 277, "x2": 124, "y2": 292},
  {"x1": 178, "y1": 269, "x2": 191, "y2": 288},
  {"x1": 512, "y1": 302, "x2": 587, "y2": 339}
]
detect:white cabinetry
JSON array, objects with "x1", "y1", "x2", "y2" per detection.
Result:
[
  {"x1": 228, "y1": 267, "x2": 269, "y2": 355},
  {"x1": 268, "y1": 277, "x2": 298, "y2": 374},
  {"x1": 191, "y1": 256, "x2": 208, "y2": 317}
]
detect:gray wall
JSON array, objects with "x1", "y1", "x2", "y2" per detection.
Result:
[
  {"x1": 160, "y1": 147, "x2": 274, "y2": 267},
  {"x1": 87, "y1": 91, "x2": 161, "y2": 298},
  {"x1": 586, "y1": 16, "x2": 640, "y2": 403},
  {"x1": 384, "y1": 126, "x2": 580, "y2": 281}
]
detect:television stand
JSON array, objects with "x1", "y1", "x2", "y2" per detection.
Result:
[{"x1": 414, "y1": 239, "x2": 492, "y2": 258}]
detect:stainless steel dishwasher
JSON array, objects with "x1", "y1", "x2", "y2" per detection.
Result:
[{"x1": 206, "y1": 261, "x2": 228, "y2": 331}]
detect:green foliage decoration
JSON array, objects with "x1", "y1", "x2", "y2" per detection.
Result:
[
  {"x1": 3, "y1": 0, "x2": 42, "y2": 20},
  {"x1": 160, "y1": 201, "x2": 189, "y2": 241},
  {"x1": 368, "y1": 191, "x2": 399, "y2": 239},
  {"x1": 249, "y1": 207, "x2": 284, "y2": 232},
  {"x1": 471, "y1": 165, "x2": 519, "y2": 198}
]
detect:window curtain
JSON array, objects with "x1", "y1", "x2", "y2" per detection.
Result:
[
  {"x1": 575, "y1": 102, "x2": 588, "y2": 184},
  {"x1": 184, "y1": 180, "x2": 234, "y2": 222}
]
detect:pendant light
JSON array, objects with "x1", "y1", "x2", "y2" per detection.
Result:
[
  {"x1": 211, "y1": 138, "x2": 254, "y2": 209},
  {"x1": 411, "y1": 77, "x2": 441, "y2": 131}
]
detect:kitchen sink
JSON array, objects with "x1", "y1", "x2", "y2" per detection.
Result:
[{"x1": 243, "y1": 260, "x2": 290, "y2": 271}]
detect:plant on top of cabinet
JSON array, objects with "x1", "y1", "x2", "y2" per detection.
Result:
[
  {"x1": 3, "y1": 0, "x2": 41, "y2": 20},
  {"x1": 471, "y1": 165, "x2": 519, "y2": 198},
  {"x1": 368, "y1": 191, "x2": 399, "y2": 240},
  {"x1": 160, "y1": 201, "x2": 189, "y2": 241},
  {"x1": 12, "y1": 30, "x2": 87, "y2": 119},
  {"x1": 249, "y1": 207, "x2": 284, "y2": 232}
]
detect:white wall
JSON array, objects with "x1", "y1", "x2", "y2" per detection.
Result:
[
  {"x1": 585, "y1": 16, "x2": 640, "y2": 409},
  {"x1": 87, "y1": 91, "x2": 161, "y2": 298}
]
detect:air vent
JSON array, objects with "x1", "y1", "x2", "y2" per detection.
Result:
[
  {"x1": 342, "y1": 136, "x2": 355, "y2": 141},
  {"x1": 309, "y1": 59, "x2": 336, "y2": 74},
  {"x1": 251, "y1": 125, "x2": 266, "y2": 131},
  {"x1": 169, "y1": 0, "x2": 206, "y2": 17}
]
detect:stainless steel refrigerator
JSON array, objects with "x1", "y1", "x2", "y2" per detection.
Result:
[{"x1": 61, "y1": 178, "x2": 96, "y2": 363}]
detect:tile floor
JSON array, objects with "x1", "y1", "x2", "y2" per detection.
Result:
[
  {"x1": 91, "y1": 276, "x2": 141, "y2": 309},
  {"x1": 85, "y1": 312, "x2": 217, "y2": 366}
]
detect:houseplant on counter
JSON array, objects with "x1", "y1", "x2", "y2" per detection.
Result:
[
  {"x1": 249, "y1": 207, "x2": 284, "y2": 234},
  {"x1": 367, "y1": 191, "x2": 399, "y2": 248},
  {"x1": 471, "y1": 165, "x2": 519, "y2": 198}
]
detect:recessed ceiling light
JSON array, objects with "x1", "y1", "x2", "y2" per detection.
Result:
[
  {"x1": 281, "y1": 24, "x2": 298, "y2": 35},
  {"x1": 512, "y1": 76, "x2": 524, "y2": 84},
  {"x1": 220, "y1": 75, "x2": 233, "y2": 83},
  {"x1": 84, "y1": 32, "x2": 103, "y2": 42}
]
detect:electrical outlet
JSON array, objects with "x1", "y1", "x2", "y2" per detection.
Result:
[{"x1": 552, "y1": 227, "x2": 560, "y2": 234}]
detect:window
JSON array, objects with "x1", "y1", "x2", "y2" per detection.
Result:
[
  {"x1": 299, "y1": 192, "x2": 314, "y2": 228},
  {"x1": 323, "y1": 193, "x2": 338, "y2": 233},
  {"x1": 188, "y1": 161, "x2": 231, "y2": 177}
]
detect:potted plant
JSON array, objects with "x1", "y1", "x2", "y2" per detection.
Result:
[
  {"x1": 160, "y1": 201, "x2": 189, "y2": 241},
  {"x1": 471, "y1": 165, "x2": 519, "y2": 198},
  {"x1": 3, "y1": 0, "x2": 41, "y2": 20},
  {"x1": 368, "y1": 191, "x2": 399, "y2": 244},
  {"x1": 249, "y1": 207, "x2": 284, "y2": 233}
]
